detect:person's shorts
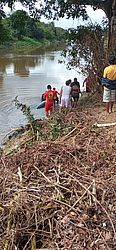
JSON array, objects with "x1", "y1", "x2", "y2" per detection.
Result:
[
  {"x1": 103, "y1": 87, "x2": 116, "y2": 102},
  {"x1": 72, "y1": 93, "x2": 79, "y2": 101},
  {"x1": 60, "y1": 97, "x2": 70, "y2": 108},
  {"x1": 45, "y1": 102, "x2": 53, "y2": 111}
]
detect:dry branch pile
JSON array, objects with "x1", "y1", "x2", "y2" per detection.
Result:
[{"x1": 0, "y1": 106, "x2": 116, "y2": 250}]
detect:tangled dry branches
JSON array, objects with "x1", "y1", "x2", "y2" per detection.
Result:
[{"x1": 0, "y1": 104, "x2": 116, "y2": 250}]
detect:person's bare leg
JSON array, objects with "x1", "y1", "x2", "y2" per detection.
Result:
[
  {"x1": 70, "y1": 98, "x2": 72, "y2": 109},
  {"x1": 75, "y1": 101, "x2": 77, "y2": 108},
  {"x1": 106, "y1": 102, "x2": 110, "y2": 113},
  {"x1": 45, "y1": 111, "x2": 48, "y2": 118},
  {"x1": 109, "y1": 101, "x2": 114, "y2": 113},
  {"x1": 53, "y1": 102, "x2": 55, "y2": 112},
  {"x1": 48, "y1": 110, "x2": 51, "y2": 117},
  {"x1": 59, "y1": 106, "x2": 62, "y2": 112}
]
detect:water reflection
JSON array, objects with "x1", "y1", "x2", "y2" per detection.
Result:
[
  {"x1": 0, "y1": 48, "x2": 64, "y2": 81},
  {"x1": 0, "y1": 54, "x2": 46, "y2": 80},
  {"x1": 0, "y1": 47, "x2": 84, "y2": 145}
]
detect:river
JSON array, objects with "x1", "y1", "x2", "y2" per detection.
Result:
[{"x1": 0, "y1": 47, "x2": 84, "y2": 145}]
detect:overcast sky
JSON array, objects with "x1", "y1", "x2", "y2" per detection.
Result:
[{"x1": 4, "y1": 2, "x2": 106, "y2": 29}]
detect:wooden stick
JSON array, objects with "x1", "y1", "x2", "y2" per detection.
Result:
[{"x1": 94, "y1": 122, "x2": 116, "y2": 127}]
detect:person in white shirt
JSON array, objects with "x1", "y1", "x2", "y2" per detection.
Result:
[{"x1": 59, "y1": 80, "x2": 71, "y2": 112}]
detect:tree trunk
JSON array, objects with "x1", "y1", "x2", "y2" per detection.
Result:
[{"x1": 108, "y1": 0, "x2": 116, "y2": 53}]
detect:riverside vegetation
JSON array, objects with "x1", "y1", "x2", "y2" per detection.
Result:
[
  {"x1": 0, "y1": 10, "x2": 66, "y2": 51},
  {"x1": 0, "y1": 93, "x2": 116, "y2": 249}
]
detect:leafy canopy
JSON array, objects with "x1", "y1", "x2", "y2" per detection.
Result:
[{"x1": 0, "y1": 1, "x2": 113, "y2": 20}]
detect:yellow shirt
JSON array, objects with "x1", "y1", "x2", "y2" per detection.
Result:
[{"x1": 103, "y1": 65, "x2": 116, "y2": 80}]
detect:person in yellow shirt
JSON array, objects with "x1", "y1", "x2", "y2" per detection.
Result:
[{"x1": 102, "y1": 55, "x2": 116, "y2": 113}]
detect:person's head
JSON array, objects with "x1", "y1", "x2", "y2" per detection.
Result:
[
  {"x1": 108, "y1": 55, "x2": 116, "y2": 65},
  {"x1": 53, "y1": 87, "x2": 56, "y2": 90},
  {"x1": 47, "y1": 84, "x2": 52, "y2": 90},
  {"x1": 65, "y1": 80, "x2": 70, "y2": 86},
  {"x1": 74, "y1": 78, "x2": 77, "y2": 83},
  {"x1": 68, "y1": 79, "x2": 72, "y2": 84}
]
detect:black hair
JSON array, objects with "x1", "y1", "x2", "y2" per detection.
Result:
[
  {"x1": 66, "y1": 80, "x2": 70, "y2": 86},
  {"x1": 47, "y1": 84, "x2": 52, "y2": 89},
  {"x1": 53, "y1": 87, "x2": 56, "y2": 90},
  {"x1": 65, "y1": 79, "x2": 72, "y2": 86},
  {"x1": 108, "y1": 55, "x2": 116, "y2": 65},
  {"x1": 74, "y1": 78, "x2": 77, "y2": 82}
]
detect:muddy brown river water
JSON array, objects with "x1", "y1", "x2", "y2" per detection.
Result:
[{"x1": 0, "y1": 47, "x2": 84, "y2": 145}]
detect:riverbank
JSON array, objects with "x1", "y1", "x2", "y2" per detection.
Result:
[
  {"x1": 0, "y1": 93, "x2": 116, "y2": 249},
  {"x1": 0, "y1": 37, "x2": 66, "y2": 53}
]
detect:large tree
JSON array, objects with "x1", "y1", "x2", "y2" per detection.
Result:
[
  {"x1": 0, "y1": 0, "x2": 115, "y2": 52},
  {"x1": 10, "y1": 10, "x2": 29, "y2": 39},
  {"x1": 39, "y1": 0, "x2": 116, "y2": 53}
]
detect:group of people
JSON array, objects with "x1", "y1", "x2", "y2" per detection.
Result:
[
  {"x1": 41, "y1": 86, "x2": 60, "y2": 118},
  {"x1": 41, "y1": 87, "x2": 59, "y2": 105},
  {"x1": 41, "y1": 77, "x2": 81, "y2": 118},
  {"x1": 41, "y1": 54, "x2": 116, "y2": 118},
  {"x1": 59, "y1": 78, "x2": 80, "y2": 112}
]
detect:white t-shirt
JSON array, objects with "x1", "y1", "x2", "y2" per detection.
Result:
[{"x1": 61, "y1": 85, "x2": 71, "y2": 98}]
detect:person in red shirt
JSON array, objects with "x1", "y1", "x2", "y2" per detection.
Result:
[
  {"x1": 83, "y1": 75, "x2": 92, "y2": 94},
  {"x1": 44, "y1": 85, "x2": 55, "y2": 118},
  {"x1": 53, "y1": 87, "x2": 60, "y2": 106}
]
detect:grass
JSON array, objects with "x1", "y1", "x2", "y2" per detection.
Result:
[{"x1": 13, "y1": 37, "x2": 44, "y2": 52}]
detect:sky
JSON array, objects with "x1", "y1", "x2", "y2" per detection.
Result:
[{"x1": 3, "y1": 2, "x2": 106, "y2": 29}]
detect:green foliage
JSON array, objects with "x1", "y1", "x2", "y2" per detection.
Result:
[
  {"x1": 0, "y1": 10, "x2": 66, "y2": 45},
  {"x1": 59, "y1": 23, "x2": 107, "y2": 83},
  {"x1": 38, "y1": 0, "x2": 113, "y2": 20},
  {"x1": 16, "y1": 37, "x2": 41, "y2": 47},
  {"x1": 0, "y1": 0, "x2": 113, "y2": 21},
  {"x1": 25, "y1": 19, "x2": 44, "y2": 40},
  {"x1": 10, "y1": 10, "x2": 29, "y2": 39},
  {"x1": 13, "y1": 96, "x2": 36, "y2": 134},
  {"x1": 49, "y1": 116, "x2": 63, "y2": 140},
  {"x1": 0, "y1": 20, "x2": 12, "y2": 44}
]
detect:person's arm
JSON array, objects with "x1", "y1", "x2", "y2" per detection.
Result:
[
  {"x1": 60, "y1": 87, "x2": 63, "y2": 102},
  {"x1": 83, "y1": 78, "x2": 86, "y2": 87},
  {"x1": 53, "y1": 91, "x2": 56, "y2": 99},
  {"x1": 77, "y1": 82, "x2": 80, "y2": 92},
  {"x1": 57, "y1": 91, "x2": 60, "y2": 95},
  {"x1": 103, "y1": 67, "x2": 107, "y2": 78},
  {"x1": 70, "y1": 86, "x2": 72, "y2": 95},
  {"x1": 60, "y1": 87, "x2": 63, "y2": 96},
  {"x1": 43, "y1": 91, "x2": 47, "y2": 100}
]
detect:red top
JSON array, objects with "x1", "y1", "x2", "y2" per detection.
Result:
[
  {"x1": 53, "y1": 90, "x2": 59, "y2": 98},
  {"x1": 83, "y1": 77, "x2": 92, "y2": 88},
  {"x1": 44, "y1": 90, "x2": 55, "y2": 103}
]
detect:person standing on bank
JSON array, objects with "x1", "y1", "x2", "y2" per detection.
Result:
[
  {"x1": 102, "y1": 55, "x2": 116, "y2": 113},
  {"x1": 83, "y1": 75, "x2": 92, "y2": 94},
  {"x1": 59, "y1": 80, "x2": 71, "y2": 112},
  {"x1": 70, "y1": 78, "x2": 80, "y2": 108},
  {"x1": 44, "y1": 85, "x2": 55, "y2": 118},
  {"x1": 53, "y1": 87, "x2": 60, "y2": 106}
]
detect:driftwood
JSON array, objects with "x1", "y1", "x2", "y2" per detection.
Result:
[{"x1": 94, "y1": 122, "x2": 116, "y2": 127}]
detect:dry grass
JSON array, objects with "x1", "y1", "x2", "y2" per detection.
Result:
[{"x1": 0, "y1": 94, "x2": 116, "y2": 250}]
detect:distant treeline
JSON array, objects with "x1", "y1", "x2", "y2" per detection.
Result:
[{"x1": 0, "y1": 10, "x2": 67, "y2": 46}]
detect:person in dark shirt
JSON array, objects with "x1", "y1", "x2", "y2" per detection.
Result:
[{"x1": 70, "y1": 78, "x2": 80, "y2": 108}]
